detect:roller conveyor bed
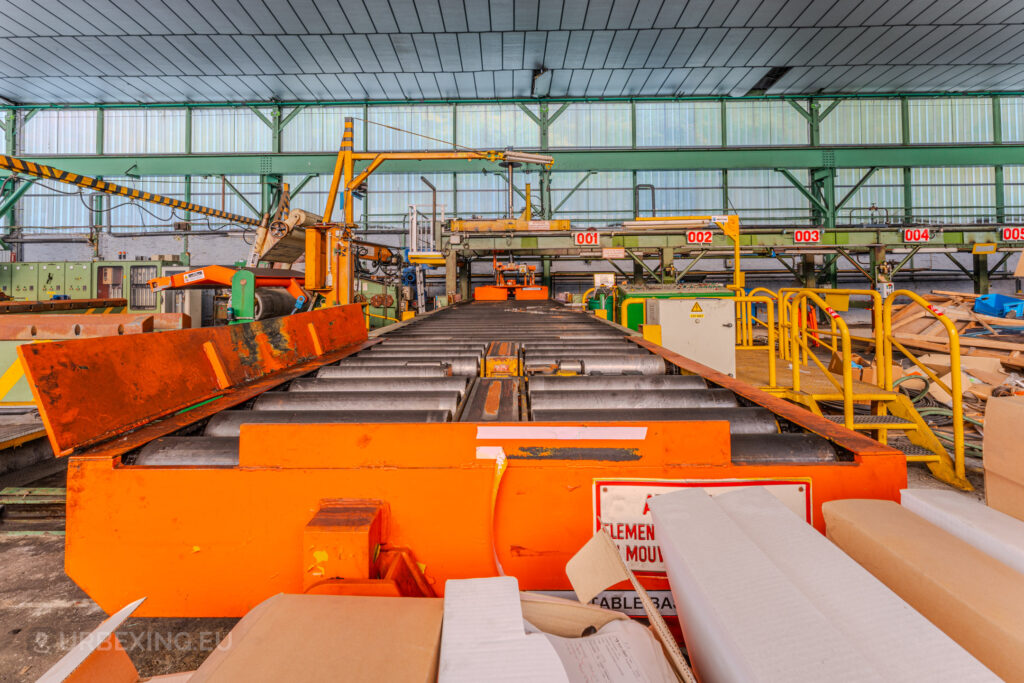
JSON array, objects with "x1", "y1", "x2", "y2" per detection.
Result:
[{"x1": 133, "y1": 300, "x2": 839, "y2": 466}]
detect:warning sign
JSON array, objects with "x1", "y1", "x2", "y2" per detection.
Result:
[
  {"x1": 538, "y1": 590, "x2": 676, "y2": 617},
  {"x1": 690, "y1": 301, "x2": 704, "y2": 318},
  {"x1": 594, "y1": 479, "x2": 812, "y2": 574}
]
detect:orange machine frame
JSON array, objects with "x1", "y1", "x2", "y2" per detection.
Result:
[
  {"x1": 20, "y1": 306, "x2": 905, "y2": 618},
  {"x1": 474, "y1": 255, "x2": 550, "y2": 301}
]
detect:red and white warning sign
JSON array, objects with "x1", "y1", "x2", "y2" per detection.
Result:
[{"x1": 594, "y1": 479, "x2": 812, "y2": 574}]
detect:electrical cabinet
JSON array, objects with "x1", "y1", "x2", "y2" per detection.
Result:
[
  {"x1": 64, "y1": 263, "x2": 93, "y2": 298},
  {"x1": 11, "y1": 263, "x2": 37, "y2": 299},
  {"x1": 0, "y1": 264, "x2": 12, "y2": 297},
  {"x1": 645, "y1": 297, "x2": 736, "y2": 377},
  {"x1": 38, "y1": 262, "x2": 65, "y2": 298}
]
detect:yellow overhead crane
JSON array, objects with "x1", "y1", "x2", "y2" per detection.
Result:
[{"x1": 307, "y1": 116, "x2": 553, "y2": 305}]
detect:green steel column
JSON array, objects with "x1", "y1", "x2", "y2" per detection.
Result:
[
  {"x1": 900, "y1": 97, "x2": 913, "y2": 225},
  {"x1": 994, "y1": 95, "x2": 1005, "y2": 225},
  {"x1": 230, "y1": 269, "x2": 256, "y2": 323},
  {"x1": 800, "y1": 254, "x2": 817, "y2": 288},
  {"x1": 182, "y1": 174, "x2": 192, "y2": 265},
  {"x1": 540, "y1": 168, "x2": 553, "y2": 220},
  {"x1": 630, "y1": 100, "x2": 637, "y2": 150},
  {"x1": 458, "y1": 260, "x2": 470, "y2": 300},
  {"x1": 3, "y1": 109, "x2": 14, "y2": 156},
  {"x1": 720, "y1": 99, "x2": 728, "y2": 147},
  {"x1": 539, "y1": 101, "x2": 550, "y2": 150},
  {"x1": 0, "y1": 178, "x2": 34, "y2": 224},
  {"x1": 973, "y1": 253, "x2": 990, "y2": 294},
  {"x1": 184, "y1": 107, "x2": 192, "y2": 155},
  {"x1": 660, "y1": 248, "x2": 674, "y2": 283},
  {"x1": 95, "y1": 108, "x2": 104, "y2": 155},
  {"x1": 261, "y1": 174, "x2": 282, "y2": 216},
  {"x1": 721, "y1": 169, "x2": 729, "y2": 213},
  {"x1": 808, "y1": 99, "x2": 820, "y2": 147},
  {"x1": 542, "y1": 256, "x2": 552, "y2": 289}
]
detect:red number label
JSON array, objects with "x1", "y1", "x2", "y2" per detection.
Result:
[
  {"x1": 573, "y1": 231, "x2": 600, "y2": 246},
  {"x1": 1002, "y1": 227, "x2": 1024, "y2": 241},
  {"x1": 686, "y1": 230, "x2": 713, "y2": 244},
  {"x1": 794, "y1": 229, "x2": 821, "y2": 243},
  {"x1": 903, "y1": 228, "x2": 931, "y2": 243}
]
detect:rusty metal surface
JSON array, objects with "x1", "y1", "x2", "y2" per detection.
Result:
[
  {"x1": 19, "y1": 304, "x2": 369, "y2": 457},
  {"x1": 633, "y1": 338, "x2": 901, "y2": 457},
  {"x1": 0, "y1": 298, "x2": 126, "y2": 314},
  {"x1": 151, "y1": 313, "x2": 191, "y2": 331},
  {"x1": 0, "y1": 314, "x2": 154, "y2": 339}
]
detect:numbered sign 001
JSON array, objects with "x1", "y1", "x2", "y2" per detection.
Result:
[
  {"x1": 793, "y1": 229, "x2": 821, "y2": 244},
  {"x1": 686, "y1": 230, "x2": 713, "y2": 245},
  {"x1": 573, "y1": 231, "x2": 601, "y2": 247}
]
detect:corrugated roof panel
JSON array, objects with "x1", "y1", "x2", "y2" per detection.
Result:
[
  {"x1": 20, "y1": 109, "x2": 97, "y2": 154},
  {"x1": 191, "y1": 108, "x2": 272, "y2": 153},
  {"x1": 635, "y1": 100, "x2": 721, "y2": 147},
  {"x1": 911, "y1": 166, "x2": 994, "y2": 223}
]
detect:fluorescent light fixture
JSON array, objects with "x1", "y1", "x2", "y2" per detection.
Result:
[{"x1": 502, "y1": 151, "x2": 554, "y2": 165}]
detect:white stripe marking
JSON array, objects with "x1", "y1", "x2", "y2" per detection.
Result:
[{"x1": 476, "y1": 426, "x2": 648, "y2": 441}]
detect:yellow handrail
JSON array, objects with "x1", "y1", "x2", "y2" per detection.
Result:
[
  {"x1": 883, "y1": 290, "x2": 965, "y2": 481},
  {"x1": 734, "y1": 295, "x2": 777, "y2": 388},
  {"x1": 789, "y1": 291, "x2": 855, "y2": 429}
]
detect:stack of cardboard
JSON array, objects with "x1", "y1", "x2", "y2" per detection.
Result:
[{"x1": 983, "y1": 396, "x2": 1024, "y2": 521}]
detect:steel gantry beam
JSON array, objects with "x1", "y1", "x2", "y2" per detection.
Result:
[{"x1": 6, "y1": 145, "x2": 1024, "y2": 178}]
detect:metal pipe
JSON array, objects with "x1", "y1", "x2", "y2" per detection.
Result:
[
  {"x1": 528, "y1": 375, "x2": 707, "y2": 391},
  {"x1": 358, "y1": 349, "x2": 483, "y2": 358},
  {"x1": 252, "y1": 390, "x2": 462, "y2": 412},
  {"x1": 529, "y1": 407, "x2": 778, "y2": 434},
  {"x1": 204, "y1": 409, "x2": 451, "y2": 437},
  {"x1": 288, "y1": 377, "x2": 471, "y2": 394},
  {"x1": 530, "y1": 389, "x2": 738, "y2": 410}
]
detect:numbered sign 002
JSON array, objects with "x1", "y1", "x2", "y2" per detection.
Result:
[
  {"x1": 686, "y1": 230, "x2": 713, "y2": 245},
  {"x1": 793, "y1": 229, "x2": 821, "y2": 244}
]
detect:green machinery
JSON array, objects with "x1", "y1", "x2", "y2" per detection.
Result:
[
  {"x1": 0, "y1": 259, "x2": 185, "y2": 314},
  {"x1": 606, "y1": 283, "x2": 736, "y2": 331}
]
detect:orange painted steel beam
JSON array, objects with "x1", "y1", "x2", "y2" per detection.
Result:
[
  {"x1": 0, "y1": 314, "x2": 154, "y2": 339},
  {"x1": 0, "y1": 297, "x2": 126, "y2": 314},
  {"x1": 62, "y1": 419, "x2": 904, "y2": 617},
  {"x1": 18, "y1": 303, "x2": 368, "y2": 456}
]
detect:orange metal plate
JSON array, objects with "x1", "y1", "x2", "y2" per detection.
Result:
[
  {"x1": 0, "y1": 314, "x2": 153, "y2": 339},
  {"x1": 19, "y1": 304, "x2": 367, "y2": 456},
  {"x1": 0, "y1": 298, "x2": 126, "y2": 314},
  {"x1": 65, "y1": 420, "x2": 905, "y2": 617}
]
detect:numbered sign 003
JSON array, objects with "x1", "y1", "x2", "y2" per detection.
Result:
[
  {"x1": 686, "y1": 230, "x2": 713, "y2": 245},
  {"x1": 793, "y1": 229, "x2": 821, "y2": 244},
  {"x1": 903, "y1": 228, "x2": 931, "y2": 243}
]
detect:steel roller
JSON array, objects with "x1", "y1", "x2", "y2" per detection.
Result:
[
  {"x1": 288, "y1": 377, "x2": 472, "y2": 394},
  {"x1": 730, "y1": 434, "x2": 837, "y2": 463},
  {"x1": 317, "y1": 365, "x2": 453, "y2": 378},
  {"x1": 357, "y1": 349, "x2": 484, "y2": 359},
  {"x1": 337, "y1": 357, "x2": 481, "y2": 375},
  {"x1": 204, "y1": 409, "x2": 452, "y2": 437},
  {"x1": 529, "y1": 407, "x2": 779, "y2": 435},
  {"x1": 253, "y1": 390, "x2": 462, "y2": 412},
  {"x1": 528, "y1": 375, "x2": 707, "y2": 391},
  {"x1": 524, "y1": 355, "x2": 665, "y2": 375},
  {"x1": 530, "y1": 389, "x2": 738, "y2": 410},
  {"x1": 134, "y1": 437, "x2": 240, "y2": 466}
]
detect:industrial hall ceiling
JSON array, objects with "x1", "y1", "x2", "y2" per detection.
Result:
[{"x1": 2, "y1": 0, "x2": 1024, "y2": 103}]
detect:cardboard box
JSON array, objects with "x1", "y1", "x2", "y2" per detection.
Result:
[
  {"x1": 984, "y1": 396, "x2": 1024, "y2": 520},
  {"x1": 191, "y1": 594, "x2": 443, "y2": 682},
  {"x1": 824, "y1": 499, "x2": 1018, "y2": 680}
]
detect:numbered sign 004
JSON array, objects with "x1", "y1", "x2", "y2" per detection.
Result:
[
  {"x1": 903, "y1": 228, "x2": 931, "y2": 243},
  {"x1": 686, "y1": 230, "x2": 713, "y2": 244}
]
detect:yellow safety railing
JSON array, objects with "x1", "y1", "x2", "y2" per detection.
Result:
[
  {"x1": 362, "y1": 305, "x2": 400, "y2": 328},
  {"x1": 883, "y1": 290, "x2": 965, "y2": 481},
  {"x1": 777, "y1": 289, "x2": 884, "y2": 381},
  {"x1": 788, "y1": 291, "x2": 855, "y2": 429},
  {"x1": 733, "y1": 295, "x2": 777, "y2": 389}
]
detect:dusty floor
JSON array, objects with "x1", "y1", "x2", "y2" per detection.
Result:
[
  {"x1": 0, "y1": 462, "x2": 987, "y2": 680},
  {"x1": 0, "y1": 534, "x2": 237, "y2": 681}
]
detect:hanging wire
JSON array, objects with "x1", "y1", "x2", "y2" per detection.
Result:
[{"x1": 354, "y1": 117, "x2": 493, "y2": 157}]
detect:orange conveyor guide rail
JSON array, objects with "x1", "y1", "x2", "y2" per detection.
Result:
[{"x1": 18, "y1": 301, "x2": 904, "y2": 617}]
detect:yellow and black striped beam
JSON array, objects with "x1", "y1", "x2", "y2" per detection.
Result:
[{"x1": 1, "y1": 154, "x2": 261, "y2": 227}]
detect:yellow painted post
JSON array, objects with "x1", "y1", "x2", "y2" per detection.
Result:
[{"x1": 642, "y1": 324, "x2": 662, "y2": 345}]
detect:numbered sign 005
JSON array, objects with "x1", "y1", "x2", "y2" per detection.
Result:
[
  {"x1": 686, "y1": 230, "x2": 713, "y2": 244},
  {"x1": 573, "y1": 230, "x2": 600, "y2": 247},
  {"x1": 1002, "y1": 226, "x2": 1024, "y2": 241}
]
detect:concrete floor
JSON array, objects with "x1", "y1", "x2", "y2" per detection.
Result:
[{"x1": 0, "y1": 462, "x2": 987, "y2": 680}]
